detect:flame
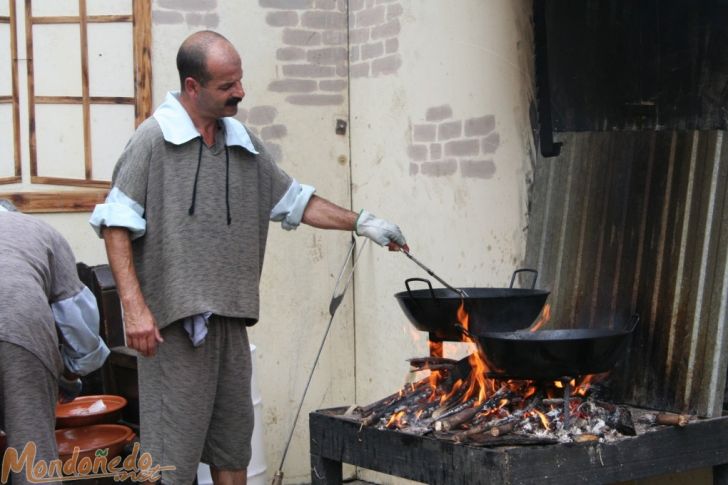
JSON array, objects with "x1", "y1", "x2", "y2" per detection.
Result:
[
  {"x1": 574, "y1": 373, "x2": 608, "y2": 396},
  {"x1": 534, "y1": 409, "x2": 551, "y2": 430},
  {"x1": 550, "y1": 374, "x2": 605, "y2": 397},
  {"x1": 427, "y1": 369, "x2": 442, "y2": 392},
  {"x1": 529, "y1": 304, "x2": 551, "y2": 332},
  {"x1": 386, "y1": 410, "x2": 407, "y2": 428},
  {"x1": 457, "y1": 300, "x2": 494, "y2": 404},
  {"x1": 440, "y1": 379, "x2": 463, "y2": 405}
]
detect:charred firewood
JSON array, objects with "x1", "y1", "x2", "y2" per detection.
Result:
[
  {"x1": 452, "y1": 415, "x2": 516, "y2": 443},
  {"x1": 655, "y1": 412, "x2": 690, "y2": 427},
  {"x1": 432, "y1": 398, "x2": 475, "y2": 421},
  {"x1": 489, "y1": 422, "x2": 515, "y2": 437},
  {"x1": 606, "y1": 406, "x2": 636, "y2": 436},
  {"x1": 410, "y1": 364, "x2": 459, "y2": 372},
  {"x1": 441, "y1": 357, "x2": 473, "y2": 387},
  {"x1": 542, "y1": 398, "x2": 564, "y2": 406},
  {"x1": 408, "y1": 357, "x2": 459, "y2": 370},
  {"x1": 592, "y1": 399, "x2": 617, "y2": 413},
  {"x1": 358, "y1": 378, "x2": 429, "y2": 415},
  {"x1": 361, "y1": 388, "x2": 433, "y2": 427},
  {"x1": 572, "y1": 433, "x2": 600, "y2": 443},
  {"x1": 434, "y1": 407, "x2": 478, "y2": 432}
]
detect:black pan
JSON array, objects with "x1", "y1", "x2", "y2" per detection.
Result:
[
  {"x1": 394, "y1": 269, "x2": 550, "y2": 340},
  {"x1": 474, "y1": 315, "x2": 639, "y2": 380}
]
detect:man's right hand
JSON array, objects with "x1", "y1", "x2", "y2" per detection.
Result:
[
  {"x1": 102, "y1": 227, "x2": 163, "y2": 357},
  {"x1": 124, "y1": 303, "x2": 163, "y2": 357}
]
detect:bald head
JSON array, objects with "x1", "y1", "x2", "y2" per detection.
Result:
[{"x1": 176, "y1": 31, "x2": 234, "y2": 88}]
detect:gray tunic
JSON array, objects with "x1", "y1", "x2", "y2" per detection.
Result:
[
  {"x1": 111, "y1": 119, "x2": 292, "y2": 328},
  {"x1": 0, "y1": 212, "x2": 84, "y2": 377}
]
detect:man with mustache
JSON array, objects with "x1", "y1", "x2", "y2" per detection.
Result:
[{"x1": 89, "y1": 31, "x2": 407, "y2": 484}]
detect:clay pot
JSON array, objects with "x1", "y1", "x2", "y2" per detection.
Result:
[
  {"x1": 56, "y1": 395, "x2": 127, "y2": 428},
  {"x1": 55, "y1": 424, "x2": 135, "y2": 462}
]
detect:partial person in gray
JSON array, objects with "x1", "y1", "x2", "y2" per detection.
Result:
[
  {"x1": 0, "y1": 201, "x2": 110, "y2": 485},
  {"x1": 89, "y1": 30, "x2": 408, "y2": 485}
]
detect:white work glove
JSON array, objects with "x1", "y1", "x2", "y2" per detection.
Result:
[{"x1": 355, "y1": 210, "x2": 407, "y2": 247}]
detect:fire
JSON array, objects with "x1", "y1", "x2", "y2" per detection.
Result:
[
  {"x1": 386, "y1": 410, "x2": 407, "y2": 428},
  {"x1": 427, "y1": 370, "x2": 443, "y2": 398},
  {"x1": 388, "y1": 300, "x2": 613, "y2": 439},
  {"x1": 439, "y1": 379, "x2": 464, "y2": 405},
  {"x1": 529, "y1": 304, "x2": 551, "y2": 332},
  {"x1": 522, "y1": 385, "x2": 537, "y2": 399},
  {"x1": 551, "y1": 374, "x2": 604, "y2": 397},
  {"x1": 429, "y1": 341, "x2": 443, "y2": 357},
  {"x1": 457, "y1": 301, "x2": 495, "y2": 404},
  {"x1": 534, "y1": 409, "x2": 551, "y2": 430}
]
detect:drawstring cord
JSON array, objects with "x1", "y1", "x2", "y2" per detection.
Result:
[
  {"x1": 224, "y1": 145, "x2": 231, "y2": 225},
  {"x1": 188, "y1": 137, "x2": 232, "y2": 225},
  {"x1": 188, "y1": 137, "x2": 203, "y2": 216}
]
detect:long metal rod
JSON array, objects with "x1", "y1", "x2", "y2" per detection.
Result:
[
  {"x1": 274, "y1": 236, "x2": 368, "y2": 481},
  {"x1": 402, "y1": 250, "x2": 468, "y2": 297}
]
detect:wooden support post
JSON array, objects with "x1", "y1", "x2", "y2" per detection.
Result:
[{"x1": 311, "y1": 454, "x2": 342, "y2": 485}]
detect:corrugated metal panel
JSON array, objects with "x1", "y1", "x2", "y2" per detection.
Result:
[{"x1": 524, "y1": 131, "x2": 728, "y2": 416}]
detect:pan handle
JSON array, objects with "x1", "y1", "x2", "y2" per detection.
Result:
[
  {"x1": 509, "y1": 268, "x2": 539, "y2": 289},
  {"x1": 405, "y1": 278, "x2": 437, "y2": 300}
]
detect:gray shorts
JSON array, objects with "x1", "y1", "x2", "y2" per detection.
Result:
[
  {"x1": 137, "y1": 315, "x2": 253, "y2": 484},
  {"x1": 0, "y1": 341, "x2": 60, "y2": 485}
]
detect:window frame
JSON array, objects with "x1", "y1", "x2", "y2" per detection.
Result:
[
  {"x1": 0, "y1": 0, "x2": 21, "y2": 185},
  {"x1": 0, "y1": 0, "x2": 151, "y2": 212}
]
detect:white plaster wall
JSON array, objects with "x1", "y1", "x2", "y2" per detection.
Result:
[{"x1": 349, "y1": 1, "x2": 534, "y2": 481}]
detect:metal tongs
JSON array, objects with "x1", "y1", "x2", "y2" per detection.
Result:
[
  {"x1": 401, "y1": 249, "x2": 469, "y2": 297},
  {"x1": 272, "y1": 235, "x2": 367, "y2": 485}
]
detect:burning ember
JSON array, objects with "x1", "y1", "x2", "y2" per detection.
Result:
[{"x1": 348, "y1": 303, "x2": 642, "y2": 445}]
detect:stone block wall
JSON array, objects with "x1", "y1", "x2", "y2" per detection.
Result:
[
  {"x1": 153, "y1": 0, "x2": 220, "y2": 28},
  {"x1": 236, "y1": 106, "x2": 287, "y2": 162},
  {"x1": 261, "y1": 0, "x2": 404, "y2": 106},
  {"x1": 408, "y1": 104, "x2": 500, "y2": 178}
]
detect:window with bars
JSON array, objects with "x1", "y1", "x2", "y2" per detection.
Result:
[{"x1": 0, "y1": 0, "x2": 151, "y2": 212}]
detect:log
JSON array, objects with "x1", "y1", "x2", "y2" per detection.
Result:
[
  {"x1": 408, "y1": 357, "x2": 459, "y2": 368},
  {"x1": 410, "y1": 364, "x2": 457, "y2": 372},
  {"x1": 490, "y1": 422, "x2": 515, "y2": 437},
  {"x1": 359, "y1": 378, "x2": 428, "y2": 415},
  {"x1": 362, "y1": 388, "x2": 434, "y2": 427},
  {"x1": 432, "y1": 398, "x2": 475, "y2": 421},
  {"x1": 655, "y1": 412, "x2": 690, "y2": 427},
  {"x1": 453, "y1": 415, "x2": 516, "y2": 443},
  {"x1": 434, "y1": 407, "x2": 478, "y2": 432},
  {"x1": 573, "y1": 433, "x2": 600, "y2": 443},
  {"x1": 610, "y1": 406, "x2": 636, "y2": 436}
]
